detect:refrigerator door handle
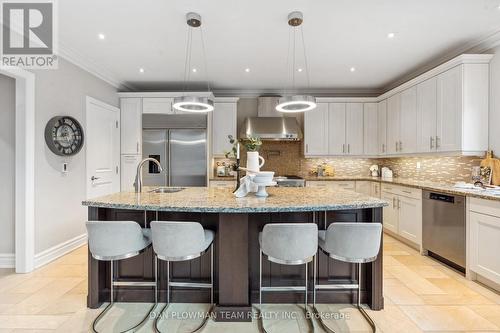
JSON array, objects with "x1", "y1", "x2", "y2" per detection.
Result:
[{"x1": 167, "y1": 130, "x2": 171, "y2": 186}]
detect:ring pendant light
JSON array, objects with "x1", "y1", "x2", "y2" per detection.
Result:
[
  {"x1": 276, "y1": 11, "x2": 317, "y2": 113},
  {"x1": 173, "y1": 12, "x2": 214, "y2": 113}
]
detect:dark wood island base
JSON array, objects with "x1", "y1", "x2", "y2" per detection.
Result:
[{"x1": 87, "y1": 206, "x2": 383, "y2": 321}]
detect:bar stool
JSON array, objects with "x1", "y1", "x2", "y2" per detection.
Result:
[
  {"x1": 258, "y1": 223, "x2": 318, "y2": 333},
  {"x1": 150, "y1": 221, "x2": 215, "y2": 333},
  {"x1": 86, "y1": 221, "x2": 156, "y2": 333},
  {"x1": 313, "y1": 222, "x2": 383, "y2": 333}
]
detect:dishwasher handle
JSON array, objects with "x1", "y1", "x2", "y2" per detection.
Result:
[{"x1": 428, "y1": 192, "x2": 455, "y2": 203}]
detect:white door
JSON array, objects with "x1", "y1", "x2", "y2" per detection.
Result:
[
  {"x1": 304, "y1": 103, "x2": 329, "y2": 155},
  {"x1": 382, "y1": 193, "x2": 398, "y2": 234},
  {"x1": 328, "y1": 103, "x2": 346, "y2": 155},
  {"x1": 212, "y1": 102, "x2": 236, "y2": 156},
  {"x1": 86, "y1": 97, "x2": 120, "y2": 199},
  {"x1": 378, "y1": 100, "x2": 387, "y2": 155},
  {"x1": 417, "y1": 77, "x2": 437, "y2": 152},
  {"x1": 400, "y1": 87, "x2": 417, "y2": 153},
  {"x1": 386, "y1": 94, "x2": 401, "y2": 154},
  {"x1": 346, "y1": 103, "x2": 364, "y2": 155},
  {"x1": 437, "y1": 65, "x2": 463, "y2": 152},
  {"x1": 363, "y1": 103, "x2": 378, "y2": 155},
  {"x1": 120, "y1": 98, "x2": 142, "y2": 154},
  {"x1": 398, "y1": 196, "x2": 422, "y2": 245}
]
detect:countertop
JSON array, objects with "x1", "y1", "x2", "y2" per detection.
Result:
[
  {"x1": 306, "y1": 176, "x2": 500, "y2": 201},
  {"x1": 82, "y1": 187, "x2": 388, "y2": 213}
]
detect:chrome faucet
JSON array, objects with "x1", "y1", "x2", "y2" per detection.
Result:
[{"x1": 135, "y1": 158, "x2": 163, "y2": 193}]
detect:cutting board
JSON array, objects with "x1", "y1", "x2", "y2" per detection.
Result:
[{"x1": 480, "y1": 151, "x2": 500, "y2": 185}]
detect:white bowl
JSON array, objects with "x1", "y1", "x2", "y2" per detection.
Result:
[{"x1": 253, "y1": 171, "x2": 275, "y2": 183}]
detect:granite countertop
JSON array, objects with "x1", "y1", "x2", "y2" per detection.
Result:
[
  {"x1": 82, "y1": 187, "x2": 388, "y2": 213},
  {"x1": 305, "y1": 176, "x2": 500, "y2": 201}
]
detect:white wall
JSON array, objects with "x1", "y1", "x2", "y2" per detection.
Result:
[
  {"x1": 33, "y1": 59, "x2": 118, "y2": 254},
  {"x1": 0, "y1": 74, "x2": 15, "y2": 254},
  {"x1": 489, "y1": 45, "x2": 500, "y2": 155}
]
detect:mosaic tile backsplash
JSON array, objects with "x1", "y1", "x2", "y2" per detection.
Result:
[{"x1": 214, "y1": 141, "x2": 482, "y2": 184}]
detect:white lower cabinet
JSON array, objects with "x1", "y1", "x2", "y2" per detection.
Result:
[
  {"x1": 355, "y1": 181, "x2": 380, "y2": 197},
  {"x1": 469, "y1": 198, "x2": 500, "y2": 285},
  {"x1": 121, "y1": 154, "x2": 141, "y2": 191},
  {"x1": 381, "y1": 184, "x2": 422, "y2": 246}
]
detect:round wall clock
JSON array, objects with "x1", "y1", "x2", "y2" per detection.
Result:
[{"x1": 44, "y1": 116, "x2": 84, "y2": 156}]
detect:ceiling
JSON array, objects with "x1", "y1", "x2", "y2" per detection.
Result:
[{"x1": 58, "y1": 0, "x2": 500, "y2": 93}]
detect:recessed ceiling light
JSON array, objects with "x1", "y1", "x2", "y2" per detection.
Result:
[
  {"x1": 98, "y1": 33, "x2": 105, "y2": 40},
  {"x1": 297, "y1": 68, "x2": 303, "y2": 72},
  {"x1": 497, "y1": 4, "x2": 500, "y2": 9},
  {"x1": 245, "y1": 68, "x2": 250, "y2": 73},
  {"x1": 387, "y1": 32, "x2": 396, "y2": 39},
  {"x1": 192, "y1": 68, "x2": 197, "y2": 73},
  {"x1": 139, "y1": 68, "x2": 145, "y2": 73},
  {"x1": 350, "y1": 67, "x2": 356, "y2": 72}
]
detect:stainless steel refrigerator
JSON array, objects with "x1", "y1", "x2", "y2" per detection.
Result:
[{"x1": 142, "y1": 114, "x2": 207, "y2": 187}]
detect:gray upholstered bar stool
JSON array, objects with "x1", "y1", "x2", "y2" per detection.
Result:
[
  {"x1": 150, "y1": 221, "x2": 215, "y2": 333},
  {"x1": 86, "y1": 221, "x2": 156, "y2": 333},
  {"x1": 258, "y1": 223, "x2": 318, "y2": 332},
  {"x1": 313, "y1": 222, "x2": 383, "y2": 333}
]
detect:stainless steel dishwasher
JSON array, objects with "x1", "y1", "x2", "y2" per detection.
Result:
[{"x1": 422, "y1": 190, "x2": 466, "y2": 271}]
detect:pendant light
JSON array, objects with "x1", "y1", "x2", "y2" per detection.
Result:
[
  {"x1": 173, "y1": 12, "x2": 214, "y2": 113},
  {"x1": 276, "y1": 11, "x2": 316, "y2": 113}
]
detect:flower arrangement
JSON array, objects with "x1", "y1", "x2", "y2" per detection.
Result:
[{"x1": 224, "y1": 135, "x2": 262, "y2": 158}]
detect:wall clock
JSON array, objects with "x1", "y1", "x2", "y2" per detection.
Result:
[{"x1": 44, "y1": 116, "x2": 84, "y2": 156}]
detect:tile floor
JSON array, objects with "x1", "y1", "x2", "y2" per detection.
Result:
[{"x1": 1, "y1": 234, "x2": 500, "y2": 332}]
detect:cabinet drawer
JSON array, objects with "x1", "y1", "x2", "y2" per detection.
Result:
[
  {"x1": 470, "y1": 198, "x2": 500, "y2": 218},
  {"x1": 306, "y1": 181, "x2": 330, "y2": 188},
  {"x1": 306, "y1": 181, "x2": 355, "y2": 190},
  {"x1": 209, "y1": 180, "x2": 236, "y2": 188},
  {"x1": 332, "y1": 181, "x2": 355, "y2": 190},
  {"x1": 381, "y1": 184, "x2": 421, "y2": 200}
]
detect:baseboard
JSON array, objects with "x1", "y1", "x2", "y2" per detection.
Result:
[
  {"x1": 0, "y1": 253, "x2": 15, "y2": 268},
  {"x1": 34, "y1": 233, "x2": 87, "y2": 268}
]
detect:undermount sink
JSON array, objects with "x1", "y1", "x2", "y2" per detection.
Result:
[{"x1": 149, "y1": 187, "x2": 186, "y2": 193}]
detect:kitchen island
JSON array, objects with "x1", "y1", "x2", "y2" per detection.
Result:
[{"x1": 82, "y1": 187, "x2": 387, "y2": 319}]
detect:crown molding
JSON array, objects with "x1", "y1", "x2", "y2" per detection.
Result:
[
  {"x1": 57, "y1": 42, "x2": 134, "y2": 91},
  {"x1": 117, "y1": 91, "x2": 214, "y2": 98}
]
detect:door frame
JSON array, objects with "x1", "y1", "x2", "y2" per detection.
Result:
[
  {"x1": 85, "y1": 96, "x2": 121, "y2": 199},
  {"x1": 0, "y1": 67, "x2": 36, "y2": 273}
]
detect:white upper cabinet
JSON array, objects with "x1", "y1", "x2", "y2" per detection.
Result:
[
  {"x1": 328, "y1": 103, "x2": 346, "y2": 155},
  {"x1": 417, "y1": 77, "x2": 438, "y2": 153},
  {"x1": 399, "y1": 86, "x2": 418, "y2": 153},
  {"x1": 346, "y1": 103, "x2": 364, "y2": 155},
  {"x1": 378, "y1": 100, "x2": 387, "y2": 155},
  {"x1": 364, "y1": 103, "x2": 378, "y2": 156},
  {"x1": 304, "y1": 103, "x2": 329, "y2": 156},
  {"x1": 120, "y1": 98, "x2": 142, "y2": 154},
  {"x1": 386, "y1": 93, "x2": 401, "y2": 155},
  {"x1": 212, "y1": 102, "x2": 237, "y2": 156},
  {"x1": 437, "y1": 65, "x2": 462, "y2": 152},
  {"x1": 142, "y1": 98, "x2": 174, "y2": 114}
]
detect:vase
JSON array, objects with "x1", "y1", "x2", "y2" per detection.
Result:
[{"x1": 246, "y1": 151, "x2": 265, "y2": 173}]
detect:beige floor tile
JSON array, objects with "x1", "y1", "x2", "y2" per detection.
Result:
[
  {"x1": 384, "y1": 279, "x2": 425, "y2": 305},
  {"x1": 367, "y1": 304, "x2": 423, "y2": 333},
  {"x1": 0, "y1": 315, "x2": 69, "y2": 330},
  {"x1": 9, "y1": 278, "x2": 55, "y2": 294},
  {"x1": 400, "y1": 305, "x2": 499, "y2": 331},
  {"x1": 405, "y1": 265, "x2": 449, "y2": 279},
  {"x1": 469, "y1": 304, "x2": 500, "y2": 329},
  {"x1": 428, "y1": 278, "x2": 481, "y2": 296},
  {"x1": 33, "y1": 264, "x2": 86, "y2": 278},
  {"x1": 385, "y1": 265, "x2": 446, "y2": 295},
  {"x1": 392, "y1": 254, "x2": 440, "y2": 266},
  {"x1": 421, "y1": 293, "x2": 494, "y2": 306},
  {"x1": 382, "y1": 255, "x2": 402, "y2": 266},
  {"x1": 37, "y1": 294, "x2": 86, "y2": 315},
  {"x1": 0, "y1": 293, "x2": 31, "y2": 306}
]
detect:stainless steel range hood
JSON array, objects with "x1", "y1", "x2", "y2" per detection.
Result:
[{"x1": 239, "y1": 117, "x2": 303, "y2": 141}]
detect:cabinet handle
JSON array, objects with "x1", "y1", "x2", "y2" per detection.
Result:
[
  {"x1": 436, "y1": 136, "x2": 440, "y2": 149},
  {"x1": 397, "y1": 198, "x2": 401, "y2": 209},
  {"x1": 382, "y1": 143, "x2": 385, "y2": 153},
  {"x1": 395, "y1": 141, "x2": 399, "y2": 152},
  {"x1": 402, "y1": 190, "x2": 412, "y2": 194},
  {"x1": 347, "y1": 144, "x2": 350, "y2": 154},
  {"x1": 399, "y1": 141, "x2": 403, "y2": 151},
  {"x1": 306, "y1": 144, "x2": 309, "y2": 153},
  {"x1": 392, "y1": 197, "x2": 396, "y2": 208},
  {"x1": 430, "y1": 136, "x2": 434, "y2": 149},
  {"x1": 136, "y1": 142, "x2": 139, "y2": 153},
  {"x1": 342, "y1": 144, "x2": 345, "y2": 153}
]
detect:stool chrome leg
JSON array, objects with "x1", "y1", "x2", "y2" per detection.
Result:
[
  {"x1": 91, "y1": 260, "x2": 157, "y2": 333},
  {"x1": 154, "y1": 261, "x2": 171, "y2": 333},
  {"x1": 356, "y1": 263, "x2": 376, "y2": 333}
]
